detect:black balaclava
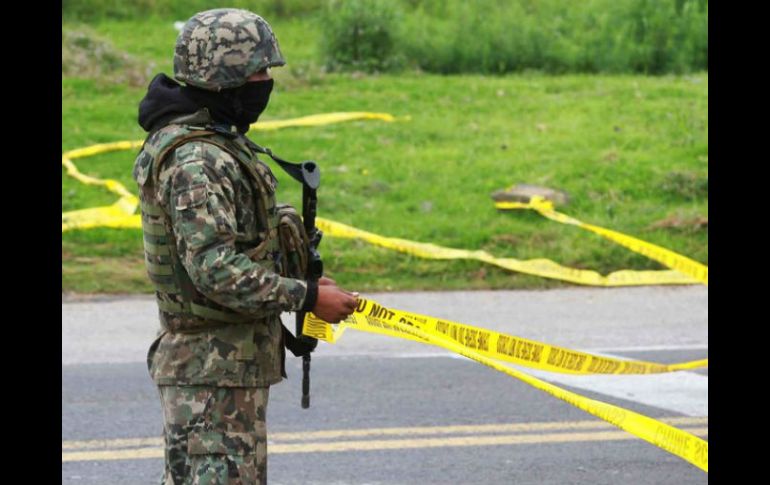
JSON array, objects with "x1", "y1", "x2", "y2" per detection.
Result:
[
  {"x1": 233, "y1": 79, "x2": 274, "y2": 128},
  {"x1": 182, "y1": 79, "x2": 274, "y2": 134},
  {"x1": 138, "y1": 74, "x2": 274, "y2": 135}
]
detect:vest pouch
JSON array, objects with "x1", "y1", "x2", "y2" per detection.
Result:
[
  {"x1": 242, "y1": 230, "x2": 280, "y2": 273},
  {"x1": 276, "y1": 204, "x2": 309, "y2": 279}
]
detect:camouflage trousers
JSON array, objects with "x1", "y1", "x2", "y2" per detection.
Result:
[{"x1": 158, "y1": 385, "x2": 270, "y2": 485}]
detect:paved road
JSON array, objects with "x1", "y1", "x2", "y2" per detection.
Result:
[{"x1": 62, "y1": 287, "x2": 708, "y2": 484}]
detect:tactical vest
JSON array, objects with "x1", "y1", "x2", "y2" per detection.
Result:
[{"x1": 136, "y1": 123, "x2": 284, "y2": 333}]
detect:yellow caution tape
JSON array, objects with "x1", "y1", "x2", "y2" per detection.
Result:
[
  {"x1": 62, "y1": 203, "x2": 140, "y2": 232},
  {"x1": 63, "y1": 140, "x2": 145, "y2": 162},
  {"x1": 304, "y1": 298, "x2": 708, "y2": 472},
  {"x1": 62, "y1": 141, "x2": 145, "y2": 231},
  {"x1": 61, "y1": 113, "x2": 706, "y2": 289},
  {"x1": 305, "y1": 301, "x2": 707, "y2": 375},
  {"x1": 63, "y1": 202, "x2": 707, "y2": 288},
  {"x1": 61, "y1": 112, "x2": 398, "y2": 232},
  {"x1": 496, "y1": 197, "x2": 708, "y2": 285},
  {"x1": 303, "y1": 314, "x2": 349, "y2": 343},
  {"x1": 316, "y1": 217, "x2": 699, "y2": 286},
  {"x1": 249, "y1": 112, "x2": 397, "y2": 131}
]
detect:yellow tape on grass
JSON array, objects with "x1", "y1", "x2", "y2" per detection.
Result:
[
  {"x1": 252, "y1": 112, "x2": 397, "y2": 131},
  {"x1": 61, "y1": 112, "x2": 398, "y2": 232},
  {"x1": 62, "y1": 202, "x2": 141, "y2": 232},
  {"x1": 496, "y1": 196, "x2": 708, "y2": 285},
  {"x1": 316, "y1": 217, "x2": 700, "y2": 286},
  {"x1": 62, "y1": 112, "x2": 706, "y2": 288},
  {"x1": 305, "y1": 298, "x2": 708, "y2": 472}
]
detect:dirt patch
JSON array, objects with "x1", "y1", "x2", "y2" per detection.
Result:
[
  {"x1": 490, "y1": 234, "x2": 522, "y2": 245},
  {"x1": 62, "y1": 26, "x2": 154, "y2": 87},
  {"x1": 660, "y1": 170, "x2": 708, "y2": 200},
  {"x1": 648, "y1": 213, "x2": 708, "y2": 233}
]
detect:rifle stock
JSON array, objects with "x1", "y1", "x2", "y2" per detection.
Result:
[{"x1": 296, "y1": 162, "x2": 322, "y2": 408}]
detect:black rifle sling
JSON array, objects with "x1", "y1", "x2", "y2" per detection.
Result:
[{"x1": 224, "y1": 128, "x2": 320, "y2": 358}]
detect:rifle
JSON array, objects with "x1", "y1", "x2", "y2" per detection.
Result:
[
  {"x1": 298, "y1": 163, "x2": 322, "y2": 408},
  {"x1": 244, "y1": 138, "x2": 322, "y2": 408}
]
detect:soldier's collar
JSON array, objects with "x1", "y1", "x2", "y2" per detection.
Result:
[
  {"x1": 209, "y1": 122, "x2": 241, "y2": 138},
  {"x1": 166, "y1": 108, "x2": 214, "y2": 128},
  {"x1": 166, "y1": 108, "x2": 238, "y2": 135}
]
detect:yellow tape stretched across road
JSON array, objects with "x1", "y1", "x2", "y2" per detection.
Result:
[
  {"x1": 304, "y1": 298, "x2": 708, "y2": 472},
  {"x1": 304, "y1": 301, "x2": 707, "y2": 375},
  {"x1": 316, "y1": 218, "x2": 699, "y2": 286},
  {"x1": 496, "y1": 197, "x2": 708, "y2": 285}
]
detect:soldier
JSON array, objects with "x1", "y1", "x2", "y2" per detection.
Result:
[{"x1": 132, "y1": 8, "x2": 358, "y2": 484}]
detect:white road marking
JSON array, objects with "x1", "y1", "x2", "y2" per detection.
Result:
[
  {"x1": 327, "y1": 347, "x2": 708, "y2": 417},
  {"x1": 518, "y1": 349, "x2": 708, "y2": 417}
]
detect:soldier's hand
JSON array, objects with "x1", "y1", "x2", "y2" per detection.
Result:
[
  {"x1": 319, "y1": 276, "x2": 336, "y2": 286},
  {"x1": 313, "y1": 284, "x2": 357, "y2": 323}
]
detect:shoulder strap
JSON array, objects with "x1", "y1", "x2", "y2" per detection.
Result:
[
  {"x1": 149, "y1": 128, "x2": 220, "y2": 183},
  {"x1": 239, "y1": 136, "x2": 320, "y2": 190}
]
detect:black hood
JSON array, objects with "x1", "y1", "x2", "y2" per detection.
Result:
[
  {"x1": 137, "y1": 74, "x2": 201, "y2": 133},
  {"x1": 138, "y1": 73, "x2": 273, "y2": 134}
]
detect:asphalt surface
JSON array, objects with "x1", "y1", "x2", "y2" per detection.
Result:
[{"x1": 62, "y1": 286, "x2": 708, "y2": 484}]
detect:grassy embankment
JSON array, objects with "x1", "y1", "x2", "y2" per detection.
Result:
[{"x1": 62, "y1": 17, "x2": 708, "y2": 293}]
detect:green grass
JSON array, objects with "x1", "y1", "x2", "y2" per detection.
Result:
[
  {"x1": 62, "y1": 18, "x2": 708, "y2": 294},
  {"x1": 322, "y1": 0, "x2": 707, "y2": 75},
  {"x1": 63, "y1": 0, "x2": 707, "y2": 75}
]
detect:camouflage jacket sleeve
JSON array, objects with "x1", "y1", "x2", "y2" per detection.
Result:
[{"x1": 158, "y1": 141, "x2": 309, "y2": 315}]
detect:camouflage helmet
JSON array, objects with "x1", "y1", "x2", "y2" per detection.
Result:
[{"x1": 173, "y1": 8, "x2": 285, "y2": 91}]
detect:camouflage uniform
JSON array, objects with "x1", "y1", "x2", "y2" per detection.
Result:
[
  {"x1": 133, "y1": 9, "x2": 301, "y2": 484},
  {"x1": 159, "y1": 386, "x2": 270, "y2": 484}
]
